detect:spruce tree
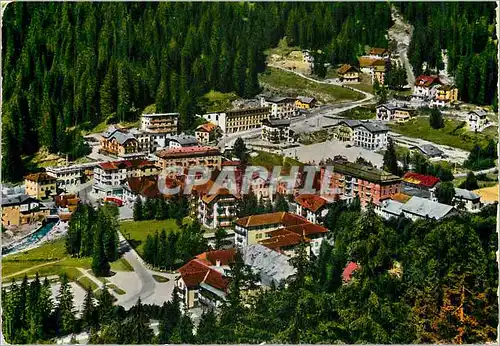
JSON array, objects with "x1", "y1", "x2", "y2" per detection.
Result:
[
  {"x1": 133, "y1": 196, "x2": 143, "y2": 221},
  {"x1": 383, "y1": 137, "x2": 400, "y2": 176},
  {"x1": 157, "y1": 229, "x2": 168, "y2": 270},
  {"x1": 123, "y1": 298, "x2": 154, "y2": 344},
  {"x1": 97, "y1": 285, "x2": 115, "y2": 326},
  {"x1": 143, "y1": 234, "x2": 156, "y2": 266},
  {"x1": 81, "y1": 287, "x2": 96, "y2": 331},
  {"x1": 92, "y1": 227, "x2": 110, "y2": 277},
  {"x1": 56, "y1": 274, "x2": 75, "y2": 336},
  {"x1": 275, "y1": 193, "x2": 290, "y2": 212},
  {"x1": 196, "y1": 309, "x2": 219, "y2": 343}
]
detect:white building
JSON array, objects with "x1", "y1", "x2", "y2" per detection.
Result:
[
  {"x1": 164, "y1": 134, "x2": 199, "y2": 149},
  {"x1": 453, "y1": 188, "x2": 482, "y2": 212},
  {"x1": 294, "y1": 194, "x2": 329, "y2": 224},
  {"x1": 260, "y1": 97, "x2": 298, "y2": 119},
  {"x1": 376, "y1": 104, "x2": 414, "y2": 122},
  {"x1": 467, "y1": 109, "x2": 488, "y2": 132},
  {"x1": 92, "y1": 159, "x2": 159, "y2": 197},
  {"x1": 413, "y1": 75, "x2": 442, "y2": 100},
  {"x1": 376, "y1": 196, "x2": 456, "y2": 222},
  {"x1": 261, "y1": 118, "x2": 294, "y2": 144},
  {"x1": 140, "y1": 113, "x2": 179, "y2": 134},
  {"x1": 198, "y1": 189, "x2": 238, "y2": 230},
  {"x1": 353, "y1": 122, "x2": 389, "y2": 150},
  {"x1": 46, "y1": 162, "x2": 98, "y2": 192}
]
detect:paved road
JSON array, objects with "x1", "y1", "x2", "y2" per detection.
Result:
[
  {"x1": 453, "y1": 167, "x2": 498, "y2": 178},
  {"x1": 117, "y1": 231, "x2": 157, "y2": 309}
]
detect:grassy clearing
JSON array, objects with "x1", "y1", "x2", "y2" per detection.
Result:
[
  {"x1": 2, "y1": 238, "x2": 135, "y2": 280},
  {"x1": 110, "y1": 258, "x2": 134, "y2": 272},
  {"x1": 77, "y1": 276, "x2": 99, "y2": 291},
  {"x1": 264, "y1": 38, "x2": 301, "y2": 57},
  {"x1": 107, "y1": 284, "x2": 126, "y2": 295},
  {"x1": 248, "y1": 150, "x2": 303, "y2": 174},
  {"x1": 388, "y1": 117, "x2": 495, "y2": 151},
  {"x1": 120, "y1": 219, "x2": 182, "y2": 256},
  {"x1": 198, "y1": 90, "x2": 240, "y2": 113},
  {"x1": 152, "y1": 274, "x2": 170, "y2": 283},
  {"x1": 259, "y1": 67, "x2": 363, "y2": 104},
  {"x1": 454, "y1": 172, "x2": 498, "y2": 189},
  {"x1": 340, "y1": 106, "x2": 376, "y2": 120}
]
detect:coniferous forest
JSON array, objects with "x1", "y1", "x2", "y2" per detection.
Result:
[{"x1": 2, "y1": 2, "x2": 497, "y2": 182}]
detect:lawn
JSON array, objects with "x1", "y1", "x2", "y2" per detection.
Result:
[
  {"x1": 152, "y1": 274, "x2": 170, "y2": 283},
  {"x1": 78, "y1": 276, "x2": 99, "y2": 291},
  {"x1": 110, "y1": 258, "x2": 134, "y2": 272},
  {"x1": 119, "y1": 219, "x2": 182, "y2": 256},
  {"x1": 2, "y1": 238, "x2": 134, "y2": 281},
  {"x1": 248, "y1": 150, "x2": 304, "y2": 174},
  {"x1": 388, "y1": 117, "x2": 495, "y2": 151},
  {"x1": 259, "y1": 67, "x2": 364, "y2": 104},
  {"x1": 340, "y1": 106, "x2": 376, "y2": 120},
  {"x1": 198, "y1": 90, "x2": 240, "y2": 113}
]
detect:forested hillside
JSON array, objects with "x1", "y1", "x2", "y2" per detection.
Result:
[
  {"x1": 398, "y1": 2, "x2": 497, "y2": 106},
  {"x1": 1, "y1": 2, "x2": 391, "y2": 182}
]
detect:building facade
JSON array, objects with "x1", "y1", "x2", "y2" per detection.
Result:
[
  {"x1": 467, "y1": 109, "x2": 488, "y2": 132},
  {"x1": 155, "y1": 146, "x2": 222, "y2": 170},
  {"x1": 260, "y1": 97, "x2": 298, "y2": 119},
  {"x1": 100, "y1": 127, "x2": 139, "y2": 156},
  {"x1": 140, "y1": 113, "x2": 179, "y2": 135},
  {"x1": 261, "y1": 119, "x2": 294, "y2": 144},
  {"x1": 376, "y1": 104, "x2": 414, "y2": 122},
  {"x1": 321, "y1": 159, "x2": 402, "y2": 206},
  {"x1": 24, "y1": 173, "x2": 57, "y2": 200},
  {"x1": 2, "y1": 195, "x2": 50, "y2": 227},
  {"x1": 453, "y1": 188, "x2": 482, "y2": 212},
  {"x1": 198, "y1": 189, "x2": 239, "y2": 230},
  {"x1": 432, "y1": 85, "x2": 459, "y2": 107},
  {"x1": 201, "y1": 107, "x2": 271, "y2": 134},
  {"x1": 353, "y1": 123, "x2": 389, "y2": 150},
  {"x1": 413, "y1": 75, "x2": 442, "y2": 99},
  {"x1": 195, "y1": 123, "x2": 219, "y2": 144},
  {"x1": 294, "y1": 194, "x2": 329, "y2": 224},
  {"x1": 295, "y1": 96, "x2": 317, "y2": 109},
  {"x1": 338, "y1": 64, "x2": 360, "y2": 83}
]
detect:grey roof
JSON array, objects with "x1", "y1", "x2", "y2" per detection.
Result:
[
  {"x1": 1, "y1": 194, "x2": 35, "y2": 207},
  {"x1": 377, "y1": 103, "x2": 412, "y2": 112},
  {"x1": 263, "y1": 118, "x2": 291, "y2": 127},
  {"x1": 243, "y1": 244, "x2": 296, "y2": 287},
  {"x1": 266, "y1": 96, "x2": 296, "y2": 104},
  {"x1": 410, "y1": 144, "x2": 444, "y2": 157},
  {"x1": 102, "y1": 125, "x2": 119, "y2": 138},
  {"x1": 380, "y1": 199, "x2": 404, "y2": 216},
  {"x1": 469, "y1": 109, "x2": 487, "y2": 117},
  {"x1": 111, "y1": 131, "x2": 137, "y2": 145},
  {"x1": 454, "y1": 188, "x2": 481, "y2": 201},
  {"x1": 166, "y1": 134, "x2": 198, "y2": 146},
  {"x1": 336, "y1": 119, "x2": 361, "y2": 128},
  {"x1": 297, "y1": 96, "x2": 315, "y2": 104},
  {"x1": 402, "y1": 196, "x2": 454, "y2": 220},
  {"x1": 356, "y1": 121, "x2": 389, "y2": 133}
]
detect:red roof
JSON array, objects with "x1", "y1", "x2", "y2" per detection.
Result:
[
  {"x1": 156, "y1": 146, "x2": 220, "y2": 159},
  {"x1": 402, "y1": 172, "x2": 440, "y2": 188},
  {"x1": 415, "y1": 75, "x2": 441, "y2": 88},
  {"x1": 295, "y1": 194, "x2": 328, "y2": 212},
  {"x1": 196, "y1": 249, "x2": 236, "y2": 266},
  {"x1": 342, "y1": 262, "x2": 360, "y2": 282},
  {"x1": 221, "y1": 160, "x2": 241, "y2": 166},
  {"x1": 196, "y1": 122, "x2": 217, "y2": 133},
  {"x1": 98, "y1": 159, "x2": 156, "y2": 171},
  {"x1": 178, "y1": 250, "x2": 236, "y2": 291},
  {"x1": 259, "y1": 231, "x2": 310, "y2": 252}
]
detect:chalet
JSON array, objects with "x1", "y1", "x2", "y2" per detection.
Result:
[
  {"x1": 376, "y1": 104, "x2": 414, "y2": 122},
  {"x1": 261, "y1": 118, "x2": 294, "y2": 144},
  {"x1": 337, "y1": 64, "x2": 360, "y2": 83},
  {"x1": 176, "y1": 249, "x2": 236, "y2": 309},
  {"x1": 369, "y1": 47, "x2": 389, "y2": 58},
  {"x1": 260, "y1": 97, "x2": 298, "y2": 119},
  {"x1": 432, "y1": 85, "x2": 459, "y2": 107},
  {"x1": 453, "y1": 188, "x2": 482, "y2": 212},
  {"x1": 100, "y1": 126, "x2": 139, "y2": 157},
  {"x1": 294, "y1": 194, "x2": 329, "y2": 224},
  {"x1": 24, "y1": 172, "x2": 57, "y2": 200},
  {"x1": 413, "y1": 75, "x2": 442, "y2": 99},
  {"x1": 295, "y1": 96, "x2": 317, "y2": 109},
  {"x1": 1, "y1": 194, "x2": 50, "y2": 227},
  {"x1": 358, "y1": 57, "x2": 388, "y2": 84},
  {"x1": 467, "y1": 109, "x2": 488, "y2": 132},
  {"x1": 195, "y1": 122, "x2": 219, "y2": 145},
  {"x1": 408, "y1": 144, "x2": 444, "y2": 159}
]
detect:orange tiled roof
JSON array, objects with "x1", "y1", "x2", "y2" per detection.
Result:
[
  {"x1": 295, "y1": 194, "x2": 328, "y2": 212},
  {"x1": 201, "y1": 188, "x2": 237, "y2": 204},
  {"x1": 156, "y1": 146, "x2": 221, "y2": 159},
  {"x1": 338, "y1": 64, "x2": 358, "y2": 75},
  {"x1": 24, "y1": 172, "x2": 56, "y2": 183},
  {"x1": 259, "y1": 231, "x2": 310, "y2": 251},
  {"x1": 391, "y1": 193, "x2": 412, "y2": 203},
  {"x1": 196, "y1": 122, "x2": 217, "y2": 133},
  {"x1": 196, "y1": 248, "x2": 236, "y2": 266},
  {"x1": 236, "y1": 212, "x2": 309, "y2": 228},
  {"x1": 369, "y1": 47, "x2": 388, "y2": 56},
  {"x1": 358, "y1": 57, "x2": 386, "y2": 68},
  {"x1": 414, "y1": 75, "x2": 441, "y2": 88}
]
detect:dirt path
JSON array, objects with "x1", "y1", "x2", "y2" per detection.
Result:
[
  {"x1": 3, "y1": 259, "x2": 64, "y2": 280},
  {"x1": 388, "y1": 6, "x2": 415, "y2": 89}
]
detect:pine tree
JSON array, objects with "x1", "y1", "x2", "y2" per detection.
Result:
[
  {"x1": 97, "y1": 285, "x2": 115, "y2": 326},
  {"x1": 2, "y1": 124, "x2": 24, "y2": 182},
  {"x1": 92, "y1": 227, "x2": 110, "y2": 277},
  {"x1": 429, "y1": 107, "x2": 444, "y2": 129},
  {"x1": 56, "y1": 274, "x2": 75, "y2": 336},
  {"x1": 275, "y1": 193, "x2": 289, "y2": 212},
  {"x1": 265, "y1": 198, "x2": 274, "y2": 213},
  {"x1": 133, "y1": 196, "x2": 143, "y2": 221},
  {"x1": 27, "y1": 273, "x2": 43, "y2": 343},
  {"x1": 123, "y1": 298, "x2": 154, "y2": 344},
  {"x1": 81, "y1": 287, "x2": 96, "y2": 331},
  {"x1": 143, "y1": 234, "x2": 156, "y2": 266},
  {"x1": 157, "y1": 229, "x2": 167, "y2": 269},
  {"x1": 158, "y1": 289, "x2": 182, "y2": 343},
  {"x1": 143, "y1": 198, "x2": 156, "y2": 220},
  {"x1": 463, "y1": 171, "x2": 479, "y2": 191},
  {"x1": 383, "y1": 137, "x2": 399, "y2": 176},
  {"x1": 196, "y1": 309, "x2": 219, "y2": 343},
  {"x1": 165, "y1": 231, "x2": 178, "y2": 270}
]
